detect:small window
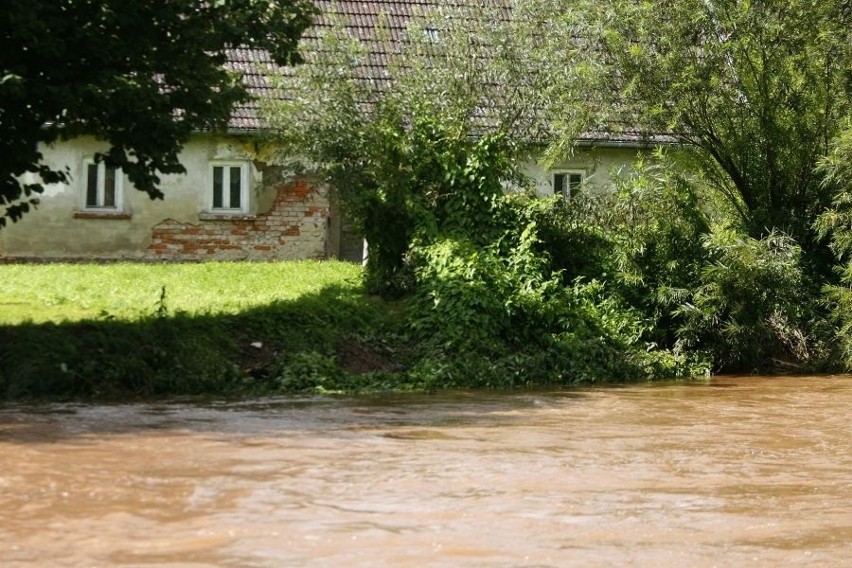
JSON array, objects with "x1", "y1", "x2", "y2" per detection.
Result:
[
  {"x1": 553, "y1": 171, "x2": 584, "y2": 198},
  {"x1": 83, "y1": 160, "x2": 123, "y2": 210},
  {"x1": 425, "y1": 27, "x2": 440, "y2": 42},
  {"x1": 210, "y1": 163, "x2": 249, "y2": 213}
]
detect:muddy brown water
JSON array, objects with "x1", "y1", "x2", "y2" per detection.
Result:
[{"x1": 1, "y1": 375, "x2": 850, "y2": 567}]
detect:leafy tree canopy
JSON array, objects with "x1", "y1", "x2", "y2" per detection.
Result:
[
  {"x1": 0, "y1": 0, "x2": 316, "y2": 227},
  {"x1": 532, "y1": 0, "x2": 851, "y2": 254},
  {"x1": 264, "y1": 3, "x2": 559, "y2": 294}
]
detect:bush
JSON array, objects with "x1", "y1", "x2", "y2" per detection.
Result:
[
  {"x1": 405, "y1": 194, "x2": 708, "y2": 386},
  {"x1": 815, "y1": 119, "x2": 852, "y2": 369},
  {"x1": 675, "y1": 228, "x2": 823, "y2": 372},
  {"x1": 409, "y1": 215, "x2": 560, "y2": 352},
  {"x1": 523, "y1": 154, "x2": 713, "y2": 351},
  {"x1": 272, "y1": 351, "x2": 345, "y2": 393}
]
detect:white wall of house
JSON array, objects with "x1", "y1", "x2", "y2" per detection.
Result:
[
  {"x1": 0, "y1": 135, "x2": 332, "y2": 261},
  {"x1": 524, "y1": 146, "x2": 646, "y2": 197},
  {"x1": 1, "y1": 135, "x2": 258, "y2": 258}
]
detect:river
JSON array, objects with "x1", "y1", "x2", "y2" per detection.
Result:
[{"x1": 1, "y1": 375, "x2": 850, "y2": 567}]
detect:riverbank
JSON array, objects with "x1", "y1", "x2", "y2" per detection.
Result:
[
  {"x1": 0, "y1": 261, "x2": 702, "y2": 401},
  {"x1": 0, "y1": 261, "x2": 403, "y2": 400}
]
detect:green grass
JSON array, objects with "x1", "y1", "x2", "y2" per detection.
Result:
[
  {"x1": 0, "y1": 260, "x2": 700, "y2": 401},
  {"x1": 0, "y1": 260, "x2": 364, "y2": 324},
  {"x1": 0, "y1": 261, "x2": 414, "y2": 400}
]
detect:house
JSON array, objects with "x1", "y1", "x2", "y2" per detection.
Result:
[
  {"x1": 0, "y1": 45, "x2": 341, "y2": 263},
  {"x1": 0, "y1": 1, "x2": 659, "y2": 263}
]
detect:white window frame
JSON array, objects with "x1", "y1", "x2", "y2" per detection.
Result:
[
  {"x1": 424, "y1": 27, "x2": 440, "y2": 42},
  {"x1": 552, "y1": 170, "x2": 585, "y2": 198},
  {"x1": 208, "y1": 162, "x2": 250, "y2": 213},
  {"x1": 82, "y1": 158, "x2": 124, "y2": 211}
]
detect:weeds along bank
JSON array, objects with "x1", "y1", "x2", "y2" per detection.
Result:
[
  {"x1": 0, "y1": 259, "x2": 704, "y2": 402},
  {"x1": 0, "y1": 248, "x2": 706, "y2": 401}
]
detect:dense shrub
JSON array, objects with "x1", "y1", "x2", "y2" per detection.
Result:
[
  {"x1": 405, "y1": 193, "x2": 709, "y2": 386},
  {"x1": 815, "y1": 119, "x2": 852, "y2": 369},
  {"x1": 675, "y1": 229, "x2": 824, "y2": 372},
  {"x1": 522, "y1": 155, "x2": 713, "y2": 347}
]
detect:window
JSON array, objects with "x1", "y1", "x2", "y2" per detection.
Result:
[
  {"x1": 84, "y1": 160, "x2": 123, "y2": 210},
  {"x1": 425, "y1": 27, "x2": 440, "y2": 42},
  {"x1": 210, "y1": 163, "x2": 249, "y2": 213},
  {"x1": 553, "y1": 170, "x2": 584, "y2": 198}
]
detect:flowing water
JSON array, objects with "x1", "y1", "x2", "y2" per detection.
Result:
[{"x1": 1, "y1": 375, "x2": 850, "y2": 567}]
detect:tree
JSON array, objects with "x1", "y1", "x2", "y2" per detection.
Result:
[
  {"x1": 532, "y1": 0, "x2": 851, "y2": 258},
  {"x1": 0, "y1": 0, "x2": 316, "y2": 227},
  {"x1": 815, "y1": 118, "x2": 852, "y2": 367},
  {"x1": 262, "y1": 2, "x2": 712, "y2": 380},
  {"x1": 264, "y1": 3, "x2": 555, "y2": 294}
]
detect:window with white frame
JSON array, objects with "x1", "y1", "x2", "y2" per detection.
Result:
[
  {"x1": 424, "y1": 27, "x2": 440, "y2": 42},
  {"x1": 552, "y1": 170, "x2": 584, "y2": 198},
  {"x1": 83, "y1": 159, "x2": 123, "y2": 210},
  {"x1": 210, "y1": 162, "x2": 249, "y2": 213}
]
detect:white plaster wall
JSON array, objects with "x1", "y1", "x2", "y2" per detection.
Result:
[
  {"x1": 522, "y1": 146, "x2": 648, "y2": 196},
  {"x1": 1, "y1": 135, "x2": 266, "y2": 259}
]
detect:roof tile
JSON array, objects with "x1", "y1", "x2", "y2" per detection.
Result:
[{"x1": 222, "y1": 1, "x2": 669, "y2": 144}]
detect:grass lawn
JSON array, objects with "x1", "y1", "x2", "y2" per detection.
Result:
[
  {"x1": 0, "y1": 260, "x2": 365, "y2": 324},
  {"x1": 0, "y1": 260, "x2": 414, "y2": 400}
]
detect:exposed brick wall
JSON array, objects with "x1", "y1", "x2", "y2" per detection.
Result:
[{"x1": 146, "y1": 179, "x2": 329, "y2": 261}]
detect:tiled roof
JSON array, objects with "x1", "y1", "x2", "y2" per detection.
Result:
[
  {"x1": 224, "y1": 1, "x2": 670, "y2": 145},
  {"x1": 226, "y1": 1, "x2": 508, "y2": 132},
  {"x1": 224, "y1": 47, "x2": 277, "y2": 131}
]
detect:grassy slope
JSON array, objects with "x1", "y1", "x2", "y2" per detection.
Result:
[{"x1": 0, "y1": 261, "x2": 408, "y2": 400}]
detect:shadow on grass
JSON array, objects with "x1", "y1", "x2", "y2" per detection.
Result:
[
  {"x1": 0, "y1": 280, "x2": 697, "y2": 402},
  {"x1": 0, "y1": 283, "x2": 408, "y2": 401}
]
